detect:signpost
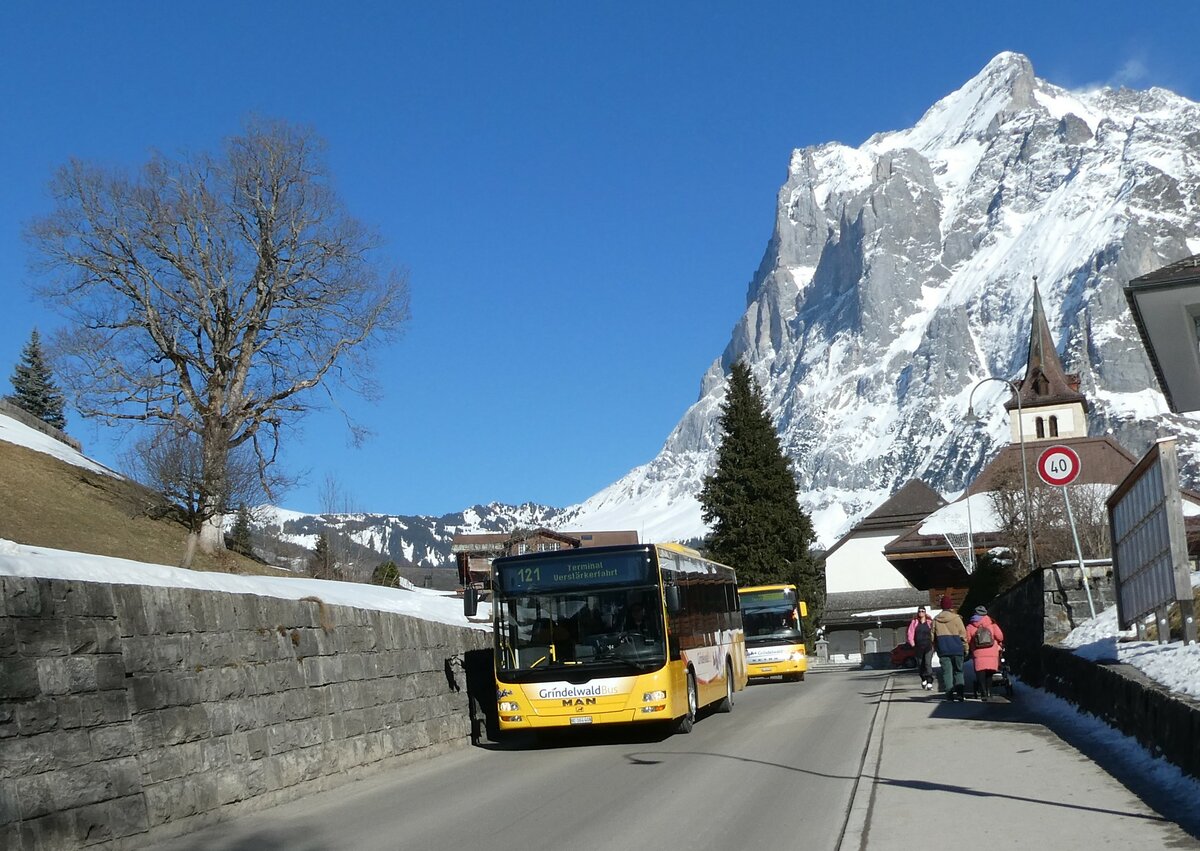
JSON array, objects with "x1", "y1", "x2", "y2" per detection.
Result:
[
  {"x1": 1107, "y1": 438, "x2": 1197, "y2": 645},
  {"x1": 1037, "y1": 445, "x2": 1096, "y2": 619},
  {"x1": 1037, "y1": 445, "x2": 1081, "y2": 487}
]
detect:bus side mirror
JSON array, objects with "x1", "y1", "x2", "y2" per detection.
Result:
[
  {"x1": 464, "y1": 585, "x2": 478, "y2": 618},
  {"x1": 798, "y1": 601, "x2": 808, "y2": 618},
  {"x1": 665, "y1": 585, "x2": 681, "y2": 614}
]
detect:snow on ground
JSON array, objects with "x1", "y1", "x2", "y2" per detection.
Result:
[
  {"x1": 0, "y1": 538, "x2": 490, "y2": 632},
  {"x1": 1061, "y1": 571, "x2": 1200, "y2": 698},
  {"x1": 0, "y1": 413, "x2": 120, "y2": 478}
]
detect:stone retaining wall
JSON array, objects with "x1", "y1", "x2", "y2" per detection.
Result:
[
  {"x1": 1038, "y1": 645, "x2": 1200, "y2": 778},
  {"x1": 0, "y1": 576, "x2": 491, "y2": 850},
  {"x1": 989, "y1": 567, "x2": 1200, "y2": 779}
]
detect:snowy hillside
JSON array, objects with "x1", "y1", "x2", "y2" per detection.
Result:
[{"x1": 562, "y1": 52, "x2": 1200, "y2": 546}]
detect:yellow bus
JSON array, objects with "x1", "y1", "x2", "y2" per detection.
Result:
[
  {"x1": 738, "y1": 584, "x2": 809, "y2": 682},
  {"x1": 491, "y1": 542, "x2": 747, "y2": 735}
]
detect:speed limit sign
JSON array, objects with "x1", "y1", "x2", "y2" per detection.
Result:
[{"x1": 1037, "y1": 445, "x2": 1081, "y2": 486}]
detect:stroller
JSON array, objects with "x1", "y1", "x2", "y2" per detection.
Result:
[{"x1": 972, "y1": 648, "x2": 1015, "y2": 700}]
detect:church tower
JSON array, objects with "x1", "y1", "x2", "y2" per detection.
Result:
[{"x1": 1004, "y1": 279, "x2": 1089, "y2": 443}]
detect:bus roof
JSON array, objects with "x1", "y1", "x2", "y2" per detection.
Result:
[{"x1": 738, "y1": 583, "x2": 798, "y2": 593}]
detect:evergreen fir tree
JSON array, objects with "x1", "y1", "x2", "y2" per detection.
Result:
[
  {"x1": 699, "y1": 361, "x2": 824, "y2": 625},
  {"x1": 310, "y1": 533, "x2": 336, "y2": 579},
  {"x1": 230, "y1": 504, "x2": 253, "y2": 556},
  {"x1": 7, "y1": 329, "x2": 66, "y2": 430}
]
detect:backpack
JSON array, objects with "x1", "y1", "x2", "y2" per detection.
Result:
[
  {"x1": 974, "y1": 624, "x2": 994, "y2": 648},
  {"x1": 914, "y1": 621, "x2": 932, "y2": 649}
]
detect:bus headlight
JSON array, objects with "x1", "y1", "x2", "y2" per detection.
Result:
[
  {"x1": 790, "y1": 652, "x2": 805, "y2": 662},
  {"x1": 499, "y1": 701, "x2": 520, "y2": 712},
  {"x1": 643, "y1": 691, "x2": 667, "y2": 702}
]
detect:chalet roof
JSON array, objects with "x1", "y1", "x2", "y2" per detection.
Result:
[
  {"x1": 1006, "y1": 280, "x2": 1088, "y2": 413},
  {"x1": 1128, "y1": 253, "x2": 1200, "y2": 288},
  {"x1": 860, "y1": 480, "x2": 947, "y2": 529},
  {"x1": 823, "y1": 588, "x2": 929, "y2": 626},
  {"x1": 820, "y1": 480, "x2": 947, "y2": 562}
]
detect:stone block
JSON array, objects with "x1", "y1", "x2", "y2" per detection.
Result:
[
  {"x1": 0, "y1": 776, "x2": 18, "y2": 824},
  {"x1": 64, "y1": 619, "x2": 101, "y2": 655},
  {"x1": 153, "y1": 634, "x2": 192, "y2": 670},
  {"x1": 14, "y1": 618, "x2": 68, "y2": 656},
  {"x1": 130, "y1": 674, "x2": 169, "y2": 712},
  {"x1": 18, "y1": 764, "x2": 113, "y2": 816},
  {"x1": 18, "y1": 811, "x2": 76, "y2": 851},
  {"x1": 163, "y1": 588, "x2": 199, "y2": 634},
  {"x1": 120, "y1": 635, "x2": 156, "y2": 674},
  {"x1": 141, "y1": 744, "x2": 193, "y2": 784},
  {"x1": 63, "y1": 656, "x2": 100, "y2": 693},
  {"x1": 72, "y1": 794, "x2": 149, "y2": 845},
  {"x1": 90, "y1": 724, "x2": 137, "y2": 761},
  {"x1": 131, "y1": 711, "x2": 164, "y2": 752},
  {"x1": 203, "y1": 665, "x2": 250, "y2": 702},
  {"x1": 158, "y1": 705, "x2": 210, "y2": 745},
  {"x1": 112, "y1": 585, "x2": 156, "y2": 637},
  {"x1": 35, "y1": 657, "x2": 71, "y2": 696},
  {"x1": 0, "y1": 622, "x2": 15, "y2": 658},
  {"x1": 15, "y1": 697, "x2": 58, "y2": 736},
  {"x1": 94, "y1": 655, "x2": 126, "y2": 691},
  {"x1": 3, "y1": 578, "x2": 47, "y2": 617}
]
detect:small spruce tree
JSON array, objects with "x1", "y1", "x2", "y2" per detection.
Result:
[
  {"x1": 230, "y1": 504, "x2": 254, "y2": 556},
  {"x1": 7, "y1": 329, "x2": 66, "y2": 430},
  {"x1": 310, "y1": 533, "x2": 336, "y2": 579},
  {"x1": 699, "y1": 361, "x2": 824, "y2": 625}
]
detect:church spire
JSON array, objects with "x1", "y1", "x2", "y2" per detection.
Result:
[{"x1": 1005, "y1": 276, "x2": 1088, "y2": 413}]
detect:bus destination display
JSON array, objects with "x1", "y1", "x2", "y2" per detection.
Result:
[{"x1": 495, "y1": 552, "x2": 654, "y2": 593}]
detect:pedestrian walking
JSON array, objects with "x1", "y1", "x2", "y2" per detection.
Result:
[
  {"x1": 906, "y1": 606, "x2": 936, "y2": 690},
  {"x1": 966, "y1": 605, "x2": 1005, "y2": 701},
  {"x1": 932, "y1": 594, "x2": 967, "y2": 701}
]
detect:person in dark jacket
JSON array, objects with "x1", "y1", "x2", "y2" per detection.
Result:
[
  {"x1": 932, "y1": 594, "x2": 967, "y2": 701},
  {"x1": 906, "y1": 607, "x2": 936, "y2": 690},
  {"x1": 966, "y1": 605, "x2": 1006, "y2": 700}
]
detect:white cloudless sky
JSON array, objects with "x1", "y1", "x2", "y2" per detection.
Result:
[{"x1": 3, "y1": 2, "x2": 1199, "y2": 517}]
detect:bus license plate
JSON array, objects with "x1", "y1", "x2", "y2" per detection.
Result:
[{"x1": 569, "y1": 716, "x2": 593, "y2": 725}]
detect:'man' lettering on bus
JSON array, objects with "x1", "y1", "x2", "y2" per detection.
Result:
[{"x1": 561, "y1": 697, "x2": 598, "y2": 707}]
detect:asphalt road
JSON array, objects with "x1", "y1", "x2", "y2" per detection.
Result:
[{"x1": 146, "y1": 669, "x2": 890, "y2": 851}]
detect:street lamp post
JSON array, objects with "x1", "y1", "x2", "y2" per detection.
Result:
[{"x1": 965, "y1": 377, "x2": 1036, "y2": 573}]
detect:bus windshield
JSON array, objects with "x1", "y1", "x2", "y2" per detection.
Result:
[
  {"x1": 740, "y1": 587, "x2": 804, "y2": 645},
  {"x1": 494, "y1": 586, "x2": 666, "y2": 675}
]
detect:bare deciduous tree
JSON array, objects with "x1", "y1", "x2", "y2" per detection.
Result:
[
  {"x1": 123, "y1": 426, "x2": 289, "y2": 567},
  {"x1": 28, "y1": 119, "x2": 409, "y2": 554},
  {"x1": 986, "y1": 467, "x2": 1111, "y2": 587}
]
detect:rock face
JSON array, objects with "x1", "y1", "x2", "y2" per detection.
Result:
[{"x1": 564, "y1": 52, "x2": 1200, "y2": 546}]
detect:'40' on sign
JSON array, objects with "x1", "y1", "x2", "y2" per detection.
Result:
[{"x1": 1037, "y1": 445, "x2": 1081, "y2": 487}]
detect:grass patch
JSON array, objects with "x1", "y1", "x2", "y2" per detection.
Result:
[{"x1": 0, "y1": 438, "x2": 277, "y2": 575}]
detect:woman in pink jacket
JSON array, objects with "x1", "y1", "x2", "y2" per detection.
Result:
[{"x1": 966, "y1": 605, "x2": 1005, "y2": 701}]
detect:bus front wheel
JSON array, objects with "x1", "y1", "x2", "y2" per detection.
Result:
[{"x1": 674, "y1": 671, "x2": 697, "y2": 734}]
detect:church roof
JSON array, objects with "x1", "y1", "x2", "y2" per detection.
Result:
[{"x1": 1006, "y1": 280, "x2": 1088, "y2": 413}]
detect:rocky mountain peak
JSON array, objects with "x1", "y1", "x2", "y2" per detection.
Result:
[{"x1": 562, "y1": 53, "x2": 1200, "y2": 549}]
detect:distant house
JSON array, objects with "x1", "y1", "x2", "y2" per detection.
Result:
[
  {"x1": 450, "y1": 528, "x2": 639, "y2": 588},
  {"x1": 819, "y1": 480, "x2": 947, "y2": 662}
]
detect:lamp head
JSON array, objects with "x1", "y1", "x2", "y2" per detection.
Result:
[{"x1": 963, "y1": 406, "x2": 979, "y2": 425}]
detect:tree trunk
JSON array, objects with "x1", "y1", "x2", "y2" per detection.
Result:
[
  {"x1": 182, "y1": 531, "x2": 199, "y2": 568},
  {"x1": 198, "y1": 513, "x2": 225, "y2": 553}
]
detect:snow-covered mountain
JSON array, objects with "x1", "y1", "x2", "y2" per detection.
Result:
[
  {"x1": 254, "y1": 502, "x2": 567, "y2": 569},
  {"x1": 561, "y1": 52, "x2": 1200, "y2": 547}
]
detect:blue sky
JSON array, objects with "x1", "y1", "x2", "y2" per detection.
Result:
[{"x1": 3, "y1": 2, "x2": 1199, "y2": 517}]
